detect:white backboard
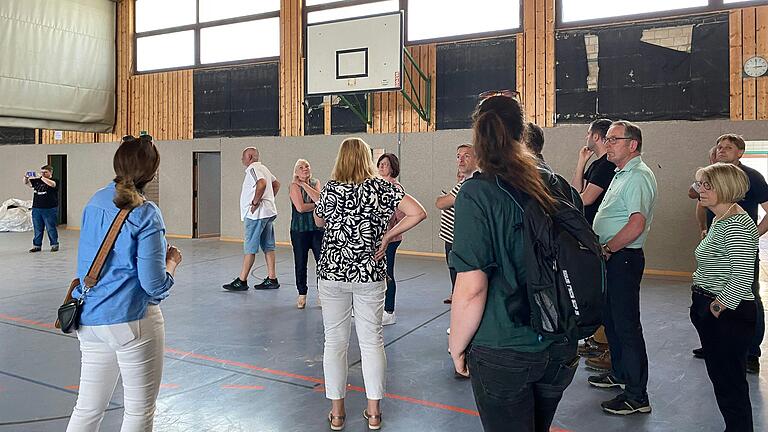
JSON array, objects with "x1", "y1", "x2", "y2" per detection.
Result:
[{"x1": 306, "y1": 11, "x2": 403, "y2": 95}]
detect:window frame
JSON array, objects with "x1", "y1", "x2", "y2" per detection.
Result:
[
  {"x1": 556, "y1": 0, "x2": 768, "y2": 29},
  {"x1": 302, "y1": 0, "x2": 523, "y2": 47},
  {"x1": 133, "y1": 1, "x2": 280, "y2": 74}
]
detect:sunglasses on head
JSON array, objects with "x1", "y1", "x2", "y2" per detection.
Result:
[
  {"x1": 478, "y1": 89, "x2": 520, "y2": 106},
  {"x1": 121, "y1": 134, "x2": 153, "y2": 143}
]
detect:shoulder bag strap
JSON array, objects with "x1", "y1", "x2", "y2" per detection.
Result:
[{"x1": 83, "y1": 208, "x2": 132, "y2": 288}]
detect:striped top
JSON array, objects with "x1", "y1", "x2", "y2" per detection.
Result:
[
  {"x1": 692, "y1": 213, "x2": 757, "y2": 310},
  {"x1": 290, "y1": 179, "x2": 322, "y2": 233},
  {"x1": 439, "y1": 180, "x2": 464, "y2": 244}
]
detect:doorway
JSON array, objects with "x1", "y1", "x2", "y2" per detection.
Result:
[
  {"x1": 192, "y1": 152, "x2": 221, "y2": 238},
  {"x1": 47, "y1": 154, "x2": 67, "y2": 225}
]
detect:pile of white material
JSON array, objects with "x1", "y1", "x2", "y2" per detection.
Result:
[{"x1": 0, "y1": 198, "x2": 33, "y2": 232}]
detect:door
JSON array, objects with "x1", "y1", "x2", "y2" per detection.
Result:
[
  {"x1": 193, "y1": 152, "x2": 221, "y2": 238},
  {"x1": 47, "y1": 154, "x2": 67, "y2": 225}
]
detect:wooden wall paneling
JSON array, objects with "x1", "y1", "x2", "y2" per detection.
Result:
[
  {"x1": 516, "y1": 36, "x2": 525, "y2": 115},
  {"x1": 428, "y1": 44, "x2": 436, "y2": 132},
  {"x1": 524, "y1": 0, "x2": 536, "y2": 121},
  {"x1": 544, "y1": 0, "x2": 555, "y2": 127},
  {"x1": 324, "y1": 99, "x2": 332, "y2": 134},
  {"x1": 730, "y1": 10, "x2": 744, "y2": 120},
  {"x1": 757, "y1": 6, "x2": 768, "y2": 120},
  {"x1": 187, "y1": 70, "x2": 193, "y2": 139},
  {"x1": 743, "y1": 8, "x2": 758, "y2": 120},
  {"x1": 535, "y1": 0, "x2": 546, "y2": 125},
  {"x1": 279, "y1": 0, "x2": 286, "y2": 136},
  {"x1": 419, "y1": 44, "x2": 428, "y2": 132},
  {"x1": 290, "y1": 0, "x2": 297, "y2": 135},
  {"x1": 391, "y1": 91, "x2": 398, "y2": 133}
]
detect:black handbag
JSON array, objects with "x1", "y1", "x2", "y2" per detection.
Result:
[{"x1": 55, "y1": 209, "x2": 131, "y2": 334}]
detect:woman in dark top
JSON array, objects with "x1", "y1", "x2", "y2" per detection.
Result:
[
  {"x1": 448, "y1": 94, "x2": 578, "y2": 432},
  {"x1": 691, "y1": 162, "x2": 758, "y2": 431},
  {"x1": 377, "y1": 153, "x2": 406, "y2": 326},
  {"x1": 289, "y1": 159, "x2": 323, "y2": 309}
]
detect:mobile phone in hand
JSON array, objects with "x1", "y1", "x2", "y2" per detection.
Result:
[{"x1": 26, "y1": 171, "x2": 36, "y2": 178}]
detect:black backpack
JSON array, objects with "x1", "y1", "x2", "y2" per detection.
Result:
[{"x1": 494, "y1": 173, "x2": 606, "y2": 341}]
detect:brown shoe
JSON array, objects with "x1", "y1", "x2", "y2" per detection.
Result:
[
  {"x1": 443, "y1": 295, "x2": 452, "y2": 304},
  {"x1": 578, "y1": 337, "x2": 609, "y2": 358},
  {"x1": 585, "y1": 350, "x2": 612, "y2": 372},
  {"x1": 297, "y1": 295, "x2": 307, "y2": 309},
  {"x1": 328, "y1": 412, "x2": 345, "y2": 431},
  {"x1": 363, "y1": 410, "x2": 382, "y2": 430}
]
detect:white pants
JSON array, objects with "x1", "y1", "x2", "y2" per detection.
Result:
[
  {"x1": 319, "y1": 279, "x2": 387, "y2": 400},
  {"x1": 67, "y1": 305, "x2": 165, "y2": 432}
]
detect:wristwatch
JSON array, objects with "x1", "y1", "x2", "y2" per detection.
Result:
[{"x1": 711, "y1": 302, "x2": 723, "y2": 314}]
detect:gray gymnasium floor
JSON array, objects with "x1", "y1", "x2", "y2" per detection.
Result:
[{"x1": 0, "y1": 230, "x2": 765, "y2": 432}]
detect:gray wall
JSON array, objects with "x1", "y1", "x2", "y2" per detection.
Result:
[{"x1": 1, "y1": 119, "x2": 766, "y2": 273}]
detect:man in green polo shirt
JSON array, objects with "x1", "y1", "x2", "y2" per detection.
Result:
[{"x1": 588, "y1": 120, "x2": 657, "y2": 416}]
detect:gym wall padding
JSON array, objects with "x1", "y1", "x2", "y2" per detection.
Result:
[
  {"x1": 0, "y1": 127, "x2": 34, "y2": 145},
  {"x1": 0, "y1": 0, "x2": 116, "y2": 132},
  {"x1": 556, "y1": 14, "x2": 730, "y2": 123},
  {"x1": 436, "y1": 37, "x2": 516, "y2": 130},
  {"x1": 194, "y1": 63, "x2": 280, "y2": 138}
]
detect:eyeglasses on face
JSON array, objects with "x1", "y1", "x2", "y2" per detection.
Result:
[
  {"x1": 477, "y1": 89, "x2": 520, "y2": 108},
  {"x1": 692, "y1": 180, "x2": 713, "y2": 192},
  {"x1": 604, "y1": 136, "x2": 633, "y2": 145}
]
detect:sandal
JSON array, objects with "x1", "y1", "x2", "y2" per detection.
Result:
[
  {"x1": 363, "y1": 410, "x2": 382, "y2": 430},
  {"x1": 328, "y1": 412, "x2": 345, "y2": 431}
]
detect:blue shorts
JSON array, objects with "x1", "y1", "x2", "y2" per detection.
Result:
[{"x1": 243, "y1": 216, "x2": 276, "y2": 254}]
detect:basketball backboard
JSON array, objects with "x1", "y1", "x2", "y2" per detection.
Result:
[{"x1": 306, "y1": 11, "x2": 403, "y2": 96}]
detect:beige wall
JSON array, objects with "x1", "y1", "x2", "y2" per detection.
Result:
[{"x1": 2, "y1": 119, "x2": 767, "y2": 273}]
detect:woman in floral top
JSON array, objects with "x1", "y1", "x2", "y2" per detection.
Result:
[{"x1": 314, "y1": 138, "x2": 426, "y2": 430}]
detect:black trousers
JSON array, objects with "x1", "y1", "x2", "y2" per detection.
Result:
[
  {"x1": 603, "y1": 248, "x2": 649, "y2": 402},
  {"x1": 691, "y1": 291, "x2": 756, "y2": 432},
  {"x1": 384, "y1": 240, "x2": 401, "y2": 313},
  {"x1": 445, "y1": 241, "x2": 457, "y2": 294},
  {"x1": 290, "y1": 230, "x2": 322, "y2": 295},
  {"x1": 467, "y1": 341, "x2": 579, "y2": 432}
]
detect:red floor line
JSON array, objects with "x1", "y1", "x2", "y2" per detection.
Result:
[{"x1": 1, "y1": 313, "x2": 575, "y2": 431}]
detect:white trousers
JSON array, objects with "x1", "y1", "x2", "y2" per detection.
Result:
[
  {"x1": 67, "y1": 305, "x2": 165, "y2": 432},
  {"x1": 319, "y1": 279, "x2": 387, "y2": 400}
]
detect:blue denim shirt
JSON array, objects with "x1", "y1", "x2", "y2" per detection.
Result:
[{"x1": 74, "y1": 183, "x2": 173, "y2": 325}]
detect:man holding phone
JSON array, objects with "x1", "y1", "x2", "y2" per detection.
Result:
[{"x1": 23, "y1": 165, "x2": 59, "y2": 252}]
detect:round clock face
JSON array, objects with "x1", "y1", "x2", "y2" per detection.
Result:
[{"x1": 744, "y1": 56, "x2": 768, "y2": 78}]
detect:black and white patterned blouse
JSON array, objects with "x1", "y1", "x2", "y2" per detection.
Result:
[{"x1": 315, "y1": 177, "x2": 405, "y2": 283}]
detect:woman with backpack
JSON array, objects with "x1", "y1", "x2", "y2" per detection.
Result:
[{"x1": 448, "y1": 93, "x2": 579, "y2": 432}]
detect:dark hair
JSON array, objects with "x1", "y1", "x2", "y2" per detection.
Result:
[
  {"x1": 113, "y1": 136, "x2": 160, "y2": 209},
  {"x1": 471, "y1": 96, "x2": 554, "y2": 211},
  {"x1": 524, "y1": 122, "x2": 545, "y2": 155},
  {"x1": 588, "y1": 118, "x2": 612, "y2": 139},
  {"x1": 40, "y1": 165, "x2": 53, "y2": 171},
  {"x1": 611, "y1": 120, "x2": 643, "y2": 153},
  {"x1": 377, "y1": 153, "x2": 400, "y2": 178},
  {"x1": 717, "y1": 133, "x2": 746, "y2": 151}
]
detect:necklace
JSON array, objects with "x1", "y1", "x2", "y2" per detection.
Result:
[{"x1": 712, "y1": 203, "x2": 738, "y2": 224}]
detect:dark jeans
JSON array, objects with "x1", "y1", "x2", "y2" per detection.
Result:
[
  {"x1": 749, "y1": 259, "x2": 764, "y2": 358},
  {"x1": 290, "y1": 230, "x2": 322, "y2": 295},
  {"x1": 32, "y1": 207, "x2": 58, "y2": 247},
  {"x1": 445, "y1": 242, "x2": 457, "y2": 293},
  {"x1": 384, "y1": 240, "x2": 401, "y2": 313},
  {"x1": 691, "y1": 291, "x2": 756, "y2": 431},
  {"x1": 603, "y1": 248, "x2": 649, "y2": 402},
  {"x1": 467, "y1": 341, "x2": 579, "y2": 432}
]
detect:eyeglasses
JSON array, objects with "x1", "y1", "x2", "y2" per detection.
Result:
[
  {"x1": 121, "y1": 134, "x2": 153, "y2": 143},
  {"x1": 604, "y1": 136, "x2": 633, "y2": 145},
  {"x1": 692, "y1": 181, "x2": 712, "y2": 192},
  {"x1": 477, "y1": 89, "x2": 520, "y2": 108}
]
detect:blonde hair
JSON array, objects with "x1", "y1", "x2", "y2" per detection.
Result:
[
  {"x1": 696, "y1": 163, "x2": 749, "y2": 204},
  {"x1": 331, "y1": 137, "x2": 376, "y2": 184},
  {"x1": 294, "y1": 158, "x2": 310, "y2": 177}
]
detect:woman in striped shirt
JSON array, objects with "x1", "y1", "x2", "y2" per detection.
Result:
[{"x1": 691, "y1": 162, "x2": 758, "y2": 432}]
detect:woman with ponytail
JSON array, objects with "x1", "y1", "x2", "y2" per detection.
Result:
[
  {"x1": 67, "y1": 135, "x2": 182, "y2": 432},
  {"x1": 448, "y1": 94, "x2": 578, "y2": 432}
]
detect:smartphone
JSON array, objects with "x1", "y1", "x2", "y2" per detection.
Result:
[{"x1": 26, "y1": 171, "x2": 36, "y2": 178}]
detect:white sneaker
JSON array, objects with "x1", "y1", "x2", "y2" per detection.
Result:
[
  {"x1": 446, "y1": 327, "x2": 451, "y2": 335},
  {"x1": 382, "y1": 311, "x2": 396, "y2": 326}
]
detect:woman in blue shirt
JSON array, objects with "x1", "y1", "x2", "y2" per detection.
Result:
[{"x1": 67, "y1": 135, "x2": 182, "y2": 432}]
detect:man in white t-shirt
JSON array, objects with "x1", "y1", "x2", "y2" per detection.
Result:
[{"x1": 223, "y1": 147, "x2": 282, "y2": 291}]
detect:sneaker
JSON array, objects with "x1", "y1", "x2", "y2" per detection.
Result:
[
  {"x1": 223, "y1": 278, "x2": 248, "y2": 291},
  {"x1": 253, "y1": 277, "x2": 280, "y2": 290},
  {"x1": 443, "y1": 296, "x2": 452, "y2": 304},
  {"x1": 692, "y1": 347, "x2": 705, "y2": 359},
  {"x1": 585, "y1": 350, "x2": 612, "y2": 372},
  {"x1": 297, "y1": 295, "x2": 307, "y2": 309},
  {"x1": 29, "y1": 247, "x2": 41, "y2": 253},
  {"x1": 601, "y1": 394, "x2": 651, "y2": 415},
  {"x1": 50, "y1": 245, "x2": 59, "y2": 252},
  {"x1": 446, "y1": 327, "x2": 451, "y2": 335},
  {"x1": 587, "y1": 373, "x2": 625, "y2": 390},
  {"x1": 382, "y1": 311, "x2": 396, "y2": 326},
  {"x1": 747, "y1": 355, "x2": 760, "y2": 374},
  {"x1": 579, "y1": 338, "x2": 609, "y2": 358}
]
